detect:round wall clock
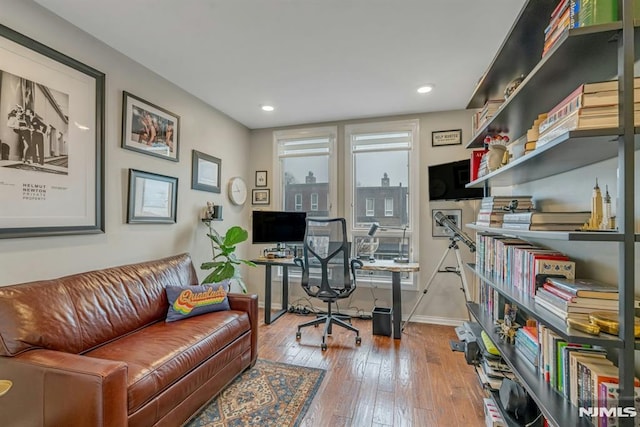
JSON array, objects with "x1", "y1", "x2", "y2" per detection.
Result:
[{"x1": 227, "y1": 177, "x2": 248, "y2": 206}]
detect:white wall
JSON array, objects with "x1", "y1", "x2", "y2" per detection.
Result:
[
  {"x1": 0, "y1": 0, "x2": 252, "y2": 287},
  {"x1": 248, "y1": 110, "x2": 480, "y2": 325}
]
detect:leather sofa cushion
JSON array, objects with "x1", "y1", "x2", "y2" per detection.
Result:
[
  {"x1": 84, "y1": 309, "x2": 250, "y2": 413},
  {"x1": 0, "y1": 254, "x2": 198, "y2": 356}
]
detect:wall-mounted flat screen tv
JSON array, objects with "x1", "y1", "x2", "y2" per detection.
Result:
[
  {"x1": 252, "y1": 210, "x2": 307, "y2": 244},
  {"x1": 428, "y1": 159, "x2": 484, "y2": 201}
]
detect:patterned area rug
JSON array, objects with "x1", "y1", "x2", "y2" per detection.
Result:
[{"x1": 186, "y1": 359, "x2": 325, "y2": 427}]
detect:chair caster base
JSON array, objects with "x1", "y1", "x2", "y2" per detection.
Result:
[
  {"x1": 355, "y1": 336, "x2": 362, "y2": 345},
  {"x1": 296, "y1": 331, "x2": 301, "y2": 340},
  {"x1": 321, "y1": 343, "x2": 327, "y2": 351}
]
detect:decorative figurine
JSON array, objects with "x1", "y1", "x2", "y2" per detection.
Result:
[
  {"x1": 504, "y1": 74, "x2": 525, "y2": 99},
  {"x1": 583, "y1": 178, "x2": 603, "y2": 231},
  {"x1": 600, "y1": 185, "x2": 613, "y2": 230},
  {"x1": 484, "y1": 134, "x2": 510, "y2": 172}
]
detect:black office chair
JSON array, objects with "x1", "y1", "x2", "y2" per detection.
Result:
[{"x1": 294, "y1": 217, "x2": 363, "y2": 351}]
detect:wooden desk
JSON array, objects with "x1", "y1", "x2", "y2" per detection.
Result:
[
  {"x1": 251, "y1": 257, "x2": 298, "y2": 325},
  {"x1": 360, "y1": 260, "x2": 420, "y2": 339},
  {"x1": 252, "y1": 257, "x2": 420, "y2": 339}
]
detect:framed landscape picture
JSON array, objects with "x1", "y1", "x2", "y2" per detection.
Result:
[
  {"x1": 0, "y1": 24, "x2": 105, "y2": 238},
  {"x1": 127, "y1": 169, "x2": 178, "y2": 224},
  {"x1": 122, "y1": 91, "x2": 179, "y2": 162},
  {"x1": 252, "y1": 189, "x2": 270, "y2": 205},
  {"x1": 191, "y1": 150, "x2": 221, "y2": 193}
]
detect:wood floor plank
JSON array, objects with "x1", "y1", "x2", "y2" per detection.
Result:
[{"x1": 256, "y1": 309, "x2": 485, "y2": 427}]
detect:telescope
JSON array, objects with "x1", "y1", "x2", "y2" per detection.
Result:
[{"x1": 434, "y1": 211, "x2": 476, "y2": 253}]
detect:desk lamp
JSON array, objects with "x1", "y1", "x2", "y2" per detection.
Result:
[{"x1": 367, "y1": 222, "x2": 409, "y2": 263}]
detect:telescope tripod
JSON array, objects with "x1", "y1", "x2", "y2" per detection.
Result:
[{"x1": 402, "y1": 236, "x2": 471, "y2": 331}]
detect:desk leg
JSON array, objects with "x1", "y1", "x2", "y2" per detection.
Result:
[
  {"x1": 264, "y1": 264, "x2": 288, "y2": 325},
  {"x1": 392, "y1": 271, "x2": 402, "y2": 340}
]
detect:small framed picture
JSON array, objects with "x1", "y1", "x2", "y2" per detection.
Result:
[
  {"x1": 432, "y1": 209, "x2": 462, "y2": 237},
  {"x1": 432, "y1": 129, "x2": 462, "y2": 147},
  {"x1": 191, "y1": 150, "x2": 221, "y2": 193},
  {"x1": 127, "y1": 169, "x2": 178, "y2": 224},
  {"x1": 255, "y1": 170, "x2": 268, "y2": 187},
  {"x1": 252, "y1": 189, "x2": 270, "y2": 205},
  {"x1": 121, "y1": 91, "x2": 180, "y2": 161}
]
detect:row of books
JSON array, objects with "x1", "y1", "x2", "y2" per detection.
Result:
[
  {"x1": 475, "y1": 234, "x2": 575, "y2": 296},
  {"x1": 501, "y1": 211, "x2": 591, "y2": 231},
  {"x1": 475, "y1": 196, "x2": 534, "y2": 228},
  {"x1": 543, "y1": 0, "x2": 620, "y2": 58}
]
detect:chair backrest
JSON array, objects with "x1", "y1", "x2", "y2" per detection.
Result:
[{"x1": 297, "y1": 217, "x2": 357, "y2": 301}]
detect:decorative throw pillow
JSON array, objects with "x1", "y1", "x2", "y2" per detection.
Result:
[{"x1": 165, "y1": 281, "x2": 230, "y2": 322}]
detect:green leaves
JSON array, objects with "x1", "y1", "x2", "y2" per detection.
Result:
[{"x1": 201, "y1": 225, "x2": 253, "y2": 293}]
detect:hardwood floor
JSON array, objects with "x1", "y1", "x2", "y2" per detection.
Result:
[{"x1": 257, "y1": 309, "x2": 486, "y2": 427}]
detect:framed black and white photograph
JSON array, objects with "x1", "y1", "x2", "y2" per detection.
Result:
[
  {"x1": 432, "y1": 129, "x2": 462, "y2": 147},
  {"x1": 252, "y1": 189, "x2": 270, "y2": 205},
  {"x1": 432, "y1": 209, "x2": 462, "y2": 237},
  {"x1": 121, "y1": 91, "x2": 179, "y2": 162},
  {"x1": 191, "y1": 150, "x2": 221, "y2": 193},
  {"x1": 0, "y1": 24, "x2": 105, "y2": 238},
  {"x1": 127, "y1": 169, "x2": 178, "y2": 224},
  {"x1": 255, "y1": 170, "x2": 267, "y2": 187}
]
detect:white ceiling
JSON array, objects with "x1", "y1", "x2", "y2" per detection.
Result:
[{"x1": 34, "y1": 0, "x2": 526, "y2": 130}]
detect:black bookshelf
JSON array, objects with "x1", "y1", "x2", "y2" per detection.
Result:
[{"x1": 468, "y1": 303, "x2": 592, "y2": 427}]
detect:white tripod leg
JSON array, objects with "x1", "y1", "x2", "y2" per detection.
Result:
[{"x1": 402, "y1": 244, "x2": 452, "y2": 331}]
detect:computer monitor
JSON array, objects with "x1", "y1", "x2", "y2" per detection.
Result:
[{"x1": 252, "y1": 211, "x2": 307, "y2": 244}]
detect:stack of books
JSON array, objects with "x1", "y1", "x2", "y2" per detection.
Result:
[
  {"x1": 502, "y1": 211, "x2": 591, "y2": 231},
  {"x1": 534, "y1": 277, "x2": 618, "y2": 322},
  {"x1": 536, "y1": 78, "x2": 640, "y2": 148},
  {"x1": 524, "y1": 113, "x2": 548, "y2": 154},
  {"x1": 476, "y1": 196, "x2": 533, "y2": 227},
  {"x1": 472, "y1": 100, "x2": 503, "y2": 135}
]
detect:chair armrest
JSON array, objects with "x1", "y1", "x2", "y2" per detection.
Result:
[
  {"x1": 228, "y1": 293, "x2": 259, "y2": 366},
  {"x1": 350, "y1": 258, "x2": 363, "y2": 281},
  {"x1": 0, "y1": 349, "x2": 127, "y2": 427}
]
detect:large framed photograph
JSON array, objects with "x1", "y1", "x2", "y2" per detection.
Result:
[
  {"x1": 432, "y1": 129, "x2": 462, "y2": 147},
  {"x1": 121, "y1": 91, "x2": 179, "y2": 162},
  {"x1": 432, "y1": 209, "x2": 462, "y2": 237},
  {"x1": 191, "y1": 150, "x2": 221, "y2": 193},
  {"x1": 127, "y1": 169, "x2": 178, "y2": 224},
  {"x1": 252, "y1": 189, "x2": 270, "y2": 205},
  {"x1": 0, "y1": 24, "x2": 105, "y2": 238}
]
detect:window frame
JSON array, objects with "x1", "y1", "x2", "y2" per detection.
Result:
[
  {"x1": 310, "y1": 193, "x2": 319, "y2": 211},
  {"x1": 384, "y1": 197, "x2": 394, "y2": 217},
  {"x1": 344, "y1": 119, "x2": 420, "y2": 290},
  {"x1": 365, "y1": 198, "x2": 375, "y2": 217},
  {"x1": 272, "y1": 126, "x2": 338, "y2": 216}
]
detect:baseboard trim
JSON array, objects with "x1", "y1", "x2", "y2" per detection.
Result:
[{"x1": 258, "y1": 302, "x2": 467, "y2": 327}]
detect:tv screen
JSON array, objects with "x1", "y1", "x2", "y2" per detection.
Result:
[
  {"x1": 252, "y1": 211, "x2": 307, "y2": 244},
  {"x1": 428, "y1": 159, "x2": 484, "y2": 201}
]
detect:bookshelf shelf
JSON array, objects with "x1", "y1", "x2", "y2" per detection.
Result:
[
  {"x1": 466, "y1": 130, "x2": 640, "y2": 188},
  {"x1": 467, "y1": 303, "x2": 591, "y2": 427},
  {"x1": 465, "y1": 263, "x2": 625, "y2": 348},
  {"x1": 466, "y1": 22, "x2": 634, "y2": 149},
  {"x1": 466, "y1": 223, "x2": 624, "y2": 242}
]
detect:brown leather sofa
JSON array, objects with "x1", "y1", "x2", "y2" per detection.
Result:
[{"x1": 0, "y1": 253, "x2": 258, "y2": 427}]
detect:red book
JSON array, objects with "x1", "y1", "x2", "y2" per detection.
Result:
[
  {"x1": 470, "y1": 149, "x2": 488, "y2": 181},
  {"x1": 543, "y1": 282, "x2": 575, "y2": 301}
]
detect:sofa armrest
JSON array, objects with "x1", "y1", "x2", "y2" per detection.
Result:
[
  {"x1": 228, "y1": 293, "x2": 258, "y2": 366},
  {"x1": 0, "y1": 349, "x2": 127, "y2": 427}
]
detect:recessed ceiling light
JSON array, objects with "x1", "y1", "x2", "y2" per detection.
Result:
[
  {"x1": 261, "y1": 105, "x2": 275, "y2": 112},
  {"x1": 417, "y1": 85, "x2": 434, "y2": 94}
]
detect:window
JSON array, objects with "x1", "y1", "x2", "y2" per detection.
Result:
[
  {"x1": 384, "y1": 197, "x2": 393, "y2": 216},
  {"x1": 273, "y1": 127, "x2": 337, "y2": 217},
  {"x1": 345, "y1": 120, "x2": 419, "y2": 288},
  {"x1": 365, "y1": 198, "x2": 374, "y2": 216}
]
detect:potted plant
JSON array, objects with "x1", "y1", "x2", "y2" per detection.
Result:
[{"x1": 201, "y1": 224, "x2": 255, "y2": 293}]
